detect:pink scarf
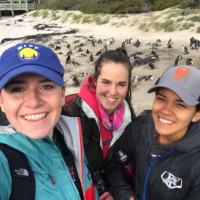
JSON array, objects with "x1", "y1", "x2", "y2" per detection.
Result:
[{"x1": 95, "y1": 95, "x2": 124, "y2": 131}]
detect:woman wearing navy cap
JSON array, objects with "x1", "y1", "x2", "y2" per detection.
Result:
[
  {"x1": 0, "y1": 42, "x2": 98, "y2": 200},
  {"x1": 107, "y1": 65, "x2": 200, "y2": 200}
]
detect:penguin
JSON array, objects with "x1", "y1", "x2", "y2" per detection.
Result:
[
  {"x1": 138, "y1": 75, "x2": 154, "y2": 82},
  {"x1": 102, "y1": 45, "x2": 108, "y2": 53},
  {"x1": 89, "y1": 53, "x2": 94, "y2": 62},
  {"x1": 79, "y1": 72, "x2": 88, "y2": 77},
  {"x1": 121, "y1": 41, "x2": 126, "y2": 49},
  {"x1": 86, "y1": 49, "x2": 90, "y2": 54},
  {"x1": 80, "y1": 53, "x2": 86, "y2": 57},
  {"x1": 133, "y1": 56, "x2": 142, "y2": 66},
  {"x1": 54, "y1": 46, "x2": 61, "y2": 50},
  {"x1": 96, "y1": 49, "x2": 103, "y2": 56},
  {"x1": 167, "y1": 38, "x2": 173, "y2": 48},
  {"x1": 148, "y1": 63, "x2": 155, "y2": 70},
  {"x1": 70, "y1": 76, "x2": 79, "y2": 86},
  {"x1": 174, "y1": 55, "x2": 182, "y2": 66},
  {"x1": 128, "y1": 38, "x2": 133, "y2": 44},
  {"x1": 185, "y1": 58, "x2": 193, "y2": 65},
  {"x1": 182, "y1": 45, "x2": 189, "y2": 54},
  {"x1": 66, "y1": 55, "x2": 71, "y2": 64},
  {"x1": 156, "y1": 39, "x2": 161, "y2": 43},
  {"x1": 134, "y1": 39, "x2": 141, "y2": 48},
  {"x1": 77, "y1": 47, "x2": 83, "y2": 52},
  {"x1": 98, "y1": 39, "x2": 103, "y2": 44},
  {"x1": 67, "y1": 50, "x2": 72, "y2": 56},
  {"x1": 131, "y1": 75, "x2": 139, "y2": 88},
  {"x1": 151, "y1": 51, "x2": 159, "y2": 61},
  {"x1": 130, "y1": 52, "x2": 143, "y2": 59},
  {"x1": 91, "y1": 39, "x2": 95, "y2": 47}
]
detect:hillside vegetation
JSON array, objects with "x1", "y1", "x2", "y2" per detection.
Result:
[
  {"x1": 38, "y1": 0, "x2": 200, "y2": 14},
  {"x1": 27, "y1": 7, "x2": 200, "y2": 33}
]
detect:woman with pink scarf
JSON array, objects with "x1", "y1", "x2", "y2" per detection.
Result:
[{"x1": 63, "y1": 48, "x2": 135, "y2": 200}]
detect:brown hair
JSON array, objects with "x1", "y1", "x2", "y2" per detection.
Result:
[{"x1": 196, "y1": 103, "x2": 200, "y2": 111}]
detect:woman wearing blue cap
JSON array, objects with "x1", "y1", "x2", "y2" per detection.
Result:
[
  {"x1": 0, "y1": 42, "x2": 98, "y2": 200},
  {"x1": 107, "y1": 65, "x2": 200, "y2": 200}
]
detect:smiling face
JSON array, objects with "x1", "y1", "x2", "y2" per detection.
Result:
[
  {"x1": 152, "y1": 88, "x2": 200, "y2": 144},
  {"x1": 95, "y1": 61, "x2": 129, "y2": 116},
  {"x1": 0, "y1": 73, "x2": 65, "y2": 139}
]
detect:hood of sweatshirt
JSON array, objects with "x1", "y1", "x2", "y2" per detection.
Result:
[
  {"x1": 140, "y1": 114, "x2": 200, "y2": 156},
  {"x1": 78, "y1": 75, "x2": 101, "y2": 119}
]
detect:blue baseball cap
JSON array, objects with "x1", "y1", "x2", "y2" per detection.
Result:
[
  {"x1": 148, "y1": 65, "x2": 200, "y2": 106},
  {"x1": 0, "y1": 42, "x2": 64, "y2": 90}
]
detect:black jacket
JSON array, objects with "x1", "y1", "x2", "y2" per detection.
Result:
[{"x1": 107, "y1": 113, "x2": 200, "y2": 200}]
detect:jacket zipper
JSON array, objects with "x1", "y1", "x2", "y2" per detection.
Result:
[
  {"x1": 140, "y1": 127, "x2": 175, "y2": 200},
  {"x1": 141, "y1": 149, "x2": 175, "y2": 200}
]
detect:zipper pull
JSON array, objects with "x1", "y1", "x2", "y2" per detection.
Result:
[{"x1": 48, "y1": 174, "x2": 56, "y2": 185}]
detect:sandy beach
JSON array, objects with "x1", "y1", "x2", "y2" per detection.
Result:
[{"x1": 0, "y1": 9, "x2": 200, "y2": 115}]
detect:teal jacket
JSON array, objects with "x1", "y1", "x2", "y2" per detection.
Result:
[{"x1": 0, "y1": 116, "x2": 98, "y2": 200}]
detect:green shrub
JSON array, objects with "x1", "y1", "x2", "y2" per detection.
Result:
[
  {"x1": 168, "y1": 12, "x2": 180, "y2": 18},
  {"x1": 31, "y1": 9, "x2": 40, "y2": 17},
  {"x1": 177, "y1": 17, "x2": 183, "y2": 22},
  {"x1": 181, "y1": 22, "x2": 195, "y2": 30},
  {"x1": 72, "y1": 14, "x2": 83, "y2": 23},
  {"x1": 160, "y1": 20, "x2": 175, "y2": 32},
  {"x1": 130, "y1": 18, "x2": 138, "y2": 26},
  {"x1": 188, "y1": 15, "x2": 200, "y2": 22},
  {"x1": 94, "y1": 16, "x2": 110, "y2": 25},
  {"x1": 113, "y1": 14, "x2": 128, "y2": 18},
  {"x1": 61, "y1": 12, "x2": 74, "y2": 23},
  {"x1": 152, "y1": 0, "x2": 181, "y2": 11},
  {"x1": 42, "y1": 10, "x2": 49, "y2": 18},
  {"x1": 52, "y1": 16, "x2": 61, "y2": 20},
  {"x1": 153, "y1": 22, "x2": 162, "y2": 31},
  {"x1": 82, "y1": 15, "x2": 92, "y2": 23},
  {"x1": 139, "y1": 22, "x2": 148, "y2": 31},
  {"x1": 50, "y1": 11, "x2": 61, "y2": 21}
]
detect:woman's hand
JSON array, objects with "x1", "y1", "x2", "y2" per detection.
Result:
[
  {"x1": 100, "y1": 191, "x2": 114, "y2": 200},
  {"x1": 105, "y1": 196, "x2": 114, "y2": 200},
  {"x1": 129, "y1": 197, "x2": 134, "y2": 200}
]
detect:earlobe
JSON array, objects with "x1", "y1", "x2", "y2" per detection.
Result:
[
  {"x1": 0, "y1": 98, "x2": 5, "y2": 113},
  {"x1": 192, "y1": 111, "x2": 200, "y2": 122},
  {"x1": 94, "y1": 80, "x2": 97, "y2": 87},
  {"x1": 62, "y1": 87, "x2": 66, "y2": 106}
]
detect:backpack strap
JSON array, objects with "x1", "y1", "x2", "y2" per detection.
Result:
[{"x1": 0, "y1": 143, "x2": 35, "y2": 200}]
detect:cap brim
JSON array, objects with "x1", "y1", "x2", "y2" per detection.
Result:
[
  {"x1": 0, "y1": 65, "x2": 64, "y2": 90},
  {"x1": 147, "y1": 83, "x2": 199, "y2": 106}
]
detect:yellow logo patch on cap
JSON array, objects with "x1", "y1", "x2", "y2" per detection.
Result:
[{"x1": 17, "y1": 44, "x2": 40, "y2": 60}]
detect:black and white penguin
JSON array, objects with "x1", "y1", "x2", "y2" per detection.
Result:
[
  {"x1": 134, "y1": 39, "x2": 141, "y2": 48},
  {"x1": 185, "y1": 58, "x2": 194, "y2": 65},
  {"x1": 182, "y1": 45, "x2": 189, "y2": 54},
  {"x1": 70, "y1": 76, "x2": 79, "y2": 86},
  {"x1": 174, "y1": 55, "x2": 182, "y2": 66}
]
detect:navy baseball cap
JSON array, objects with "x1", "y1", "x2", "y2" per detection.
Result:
[
  {"x1": 148, "y1": 65, "x2": 200, "y2": 106},
  {"x1": 0, "y1": 42, "x2": 64, "y2": 90}
]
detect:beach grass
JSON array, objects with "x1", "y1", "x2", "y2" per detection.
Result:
[{"x1": 27, "y1": 8, "x2": 200, "y2": 33}]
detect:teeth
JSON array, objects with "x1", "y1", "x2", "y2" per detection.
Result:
[
  {"x1": 159, "y1": 117, "x2": 173, "y2": 124},
  {"x1": 106, "y1": 97, "x2": 116, "y2": 101},
  {"x1": 24, "y1": 113, "x2": 46, "y2": 120}
]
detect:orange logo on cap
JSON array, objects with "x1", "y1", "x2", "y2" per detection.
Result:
[{"x1": 173, "y1": 66, "x2": 190, "y2": 80}]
